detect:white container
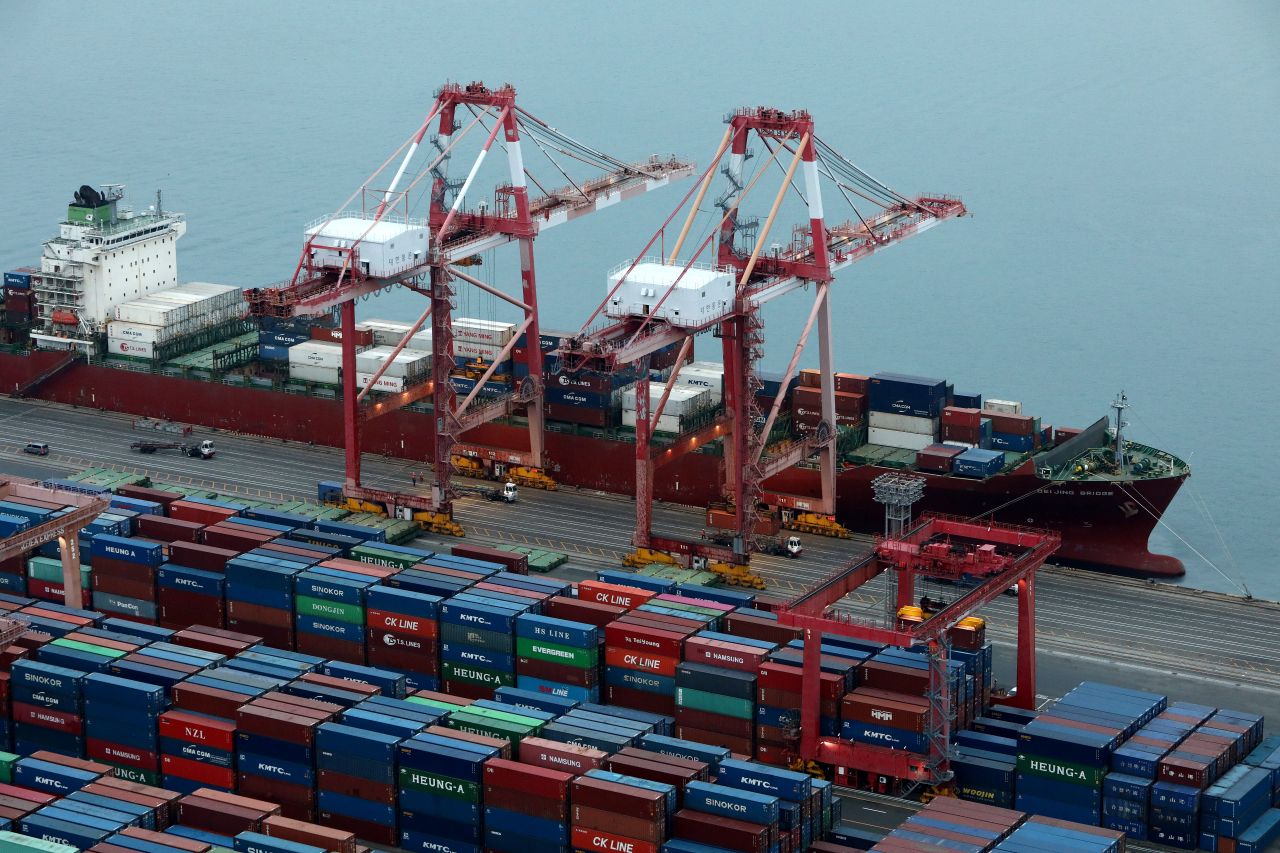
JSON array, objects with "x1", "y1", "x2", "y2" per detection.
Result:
[
  {"x1": 869, "y1": 411, "x2": 940, "y2": 436},
  {"x1": 356, "y1": 372, "x2": 407, "y2": 392},
  {"x1": 106, "y1": 337, "x2": 155, "y2": 359},
  {"x1": 451, "y1": 338, "x2": 505, "y2": 362},
  {"x1": 453, "y1": 317, "x2": 516, "y2": 346},
  {"x1": 107, "y1": 321, "x2": 169, "y2": 344},
  {"x1": 943, "y1": 440, "x2": 977, "y2": 450},
  {"x1": 984, "y1": 399, "x2": 1022, "y2": 415},
  {"x1": 621, "y1": 384, "x2": 710, "y2": 418},
  {"x1": 289, "y1": 340, "x2": 345, "y2": 369},
  {"x1": 622, "y1": 408, "x2": 683, "y2": 434},
  {"x1": 605, "y1": 260, "x2": 734, "y2": 328},
  {"x1": 869, "y1": 427, "x2": 936, "y2": 451},
  {"x1": 289, "y1": 364, "x2": 341, "y2": 384},
  {"x1": 354, "y1": 346, "x2": 430, "y2": 378},
  {"x1": 114, "y1": 298, "x2": 187, "y2": 327},
  {"x1": 361, "y1": 318, "x2": 418, "y2": 346}
]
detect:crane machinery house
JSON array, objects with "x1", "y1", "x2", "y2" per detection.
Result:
[
  {"x1": 304, "y1": 213, "x2": 430, "y2": 278},
  {"x1": 606, "y1": 258, "x2": 734, "y2": 327}
]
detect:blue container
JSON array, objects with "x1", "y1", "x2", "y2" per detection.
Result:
[
  {"x1": 397, "y1": 740, "x2": 486, "y2": 781},
  {"x1": 1111, "y1": 744, "x2": 1167, "y2": 778},
  {"x1": 360, "y1": 695, "x2": 445, "y2": 725},
  {"x1": 1152, "y1": 781, "x2": 1201, "y2": 812},
  {"x1": 514, "y1": 677, "x2": 597, "y2": 704},
  {"x1": 235, "y1": 831, "x2": 326, "y2": 853},
  {"x1": 492, "y1": 686, "x2": 579, "y2": 716},
  {"x1": 757, "y1": 704, "x2": 801, "y2": 729},
  {"x1": 441, "y1": 642, "x2": 513, "y2": 673},
  {"x1": 0, "y1": 514, "x2": 30, "y2": 537},
  {"x1": 235, "y1": 731, "x2": 312, "y2": 766},
  {"x1": 841, "y1": 719, "x2": 929, "y2": 754},
  {"x1": 90, "y1": 534, "x2": 164, "y2": 565},
  {"x1": 317, "y1": 721, "x2": 401, "y2": 762},
  {"x1": 1014, "y1": 792, "x2": 1102, "y2": 826},
  {"x1": 321, "y1": 661, "x2": 406, "y2": 698},
  {"x1": 1018, "y1": 725, "x2": 1112, "y2": 766},
  {"x1": 399, "y1": 789, "x2": 480, "y2": 825},
  {"x1": 683, "y1": 780, "x2": 779, "y2": 825},
  {"x1": 716, "y1": 758, "x2": 811, "y2": 802},
  {"x1": 366, "y1": 586, "x2": 441, "y2": 620},
  {"x1": 314, "y1": 519, "x2": 386, "y2": 543},
  {"x1": 673, "y1": 583, "x2": 755, "y2": 608},
  {"x1": 579, "y1": 703, "x2": 672, "y2": 737},
  {"x1": 952, "y1": 755, "x2": 1015, "y2": 790},
  {"x1": 1105, "y1": 772, "x2": 1154, "y2": 801},
  {"x1": 639, "y1": 732, "x2": 730, "y2": 774},
  {"x1": 237, "y1": 751, "x2": 314, "y2": 786},
  {"x1": 439, "y1": 600, "x2": 519, "y2": 634},
  {"x1": 484, "y1": 807, "x2": 567, "y2": 844},
  {"x1": 283, "y1": 681, "x2": 364, "y2": 709},
  {"x1": 4, "y1": 271, "x2": 32, "y2": 288},
  {"x1": 49, "y1": 797, "x2": 139, "y2": 827},
  {"x1": 539, "y1": 721, "x2": 628, "y2": 753},
  {"x1": 543, "y1": 386, "x2": 611, "y2": 408},
  {"x1": 515, "y1": 614, "x2": 598, "y2": 648},
  {"x1": 295, "y1": 614, "x2": 364, "y2": 644},
  {"x1": 20, "y1": 813, "x2": 112, "y2": 849},
  {"x1": 297, "y1": 572, "x2": 369, "y2": 604},
  {"x1": 869, "y1": 373, "x2": 948, "y2": 418},
  {"x1": 907, "y1": 816, "x2": 999, "y2": 842},
  {"x1": 67, "y1": 790, "x2": 154, "y2": 829},
  {"x1": 107, "y1": 660, "x2": 186, "y2": 692},
  {"x1": 15, "y1": 757, "x2": 98, "y2": 793},
  {"x1": 1018, "y1": 772, "x2": 1102, "y2": 807},
  {"x1": 317, "y1": 749, "x2": 396, "y2": 785},
  {"x1": 1238, "y1": 809, "x2": 1280, "y2": 853},
  {"x1": 989, "y1": 432, "x2": 1035, "y2": 452},
  {"x1": 1104, "y1": 815, "x2": 1147, "y2": 841},
  {"x1": 953, "y1": 448, "x2": 1006, "y2": 479},
  {"x1": 11, "y1": 659, "x2": 86, "y2": 696},
  {"x1": 399, "y1": 830, "x2": 480, "y2": 853},
  {"x1": 956, "y1": 730, "x2": 1018, "y2": 757},
  {"x1": 595, "y1": 570, "x2": 676, "y2": 595},
  {"x1": 161, "y1": 737, "x2": 233, "y2": 767}
]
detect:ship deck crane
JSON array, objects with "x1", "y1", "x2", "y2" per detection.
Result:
[
  {"x1": 557, "y1": 107, "x2": 967, "y2": 570},
  {"x1": 775, "y1": 512, "x2": 1059, "y2": 786},
  {"x1": 245, "y1": 82, "x2": 693, "y2": 528}
]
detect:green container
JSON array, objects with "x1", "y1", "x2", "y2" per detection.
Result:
[
  {"x1": 398, "y1": 767, "x2": 480, "y2": 802},
  {"x1": 446, "y1": 712, "x2": 533, "y2": 752},
  {"x1": 440, "y1": 660, "x2": 515, "y2": 689},
  {"x1": 351, "y1": 545, "x2": 421, "y2": 571},
  {"x1": 1016, "y1": 752, "x2": 1106, "y2": 787},
  {"x1": 675, "y1": 686, "x2": 753, "y2": 720},
  {"x1": 457, "y1": 704, "x2": 545, "y2": 732},
  {"x1": 406, "y1": 695, "x2": 464, "y2": 713},
  {"x1": 0, "y1": 830, "x2": 79, "y2": 853},
  {"x1": 295, "y1": 595, "x2": 365, "y2": 625},
  {"x1": 27, "y1": 557, "x2": 91, "y2": 587},
  {"x1": 105, "y1": 762, "x2": 161, "y2": 787},
  {"x1": 516, "y1": 637, "x2": 598, "y2": 669},
  {"x1": 50, "y1": 638, "x2": 126, "y2": 660},
  {"x1": 0, "y1": 751, "x2": 17, "y2": 784}
]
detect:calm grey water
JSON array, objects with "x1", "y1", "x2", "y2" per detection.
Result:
[{"x1": 2, "y1": 2, "x2": 1276, "y2": 597}]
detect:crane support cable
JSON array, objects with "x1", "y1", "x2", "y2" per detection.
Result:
[
  {"x1": 759, "y1": 137, "x2": 808, "y2": 207},
  {"x1": 815, "y1": 135, "x2": 926, "y2": 213},
  {"x1": 464, "y1": 106, "x2": 551, "y2": 197},
  {"x1": 515, "y1": 106, "x2": 659, "y2": 178},
  {"x1": 815, "y1": 148, "x2": 878, "y2": 240},
  {"x1": 517, "y1": 116, "x2": 593, "y2": 203}
]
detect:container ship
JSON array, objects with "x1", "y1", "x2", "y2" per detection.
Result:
[{"x1": 0, "y1": 181, "x2": 1189, "y2": 578}]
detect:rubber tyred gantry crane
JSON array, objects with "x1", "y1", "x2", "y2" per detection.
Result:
[
  {"x1": 777, "y1": 513, "x2": 1059, "y2": 787},
  {"x1": 557, "y1": 107, "x2": 967, "y2": 571},
  {"x1": 0, "y1": 477, "x2": 108, "y2": 610},
  {"x1": 245, "y1": 82, "x2": 693, "y2": 528}
]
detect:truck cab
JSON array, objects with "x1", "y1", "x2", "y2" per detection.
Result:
[
  {"x1": 191, "y1": 440, "x2": 216, "y2": 459},
  {"x1": 500, "y1": 482, "x2": 518, "y2": 502},
  {"x1": 784, "y1": 536, "x2": 803, "y2": 558}
]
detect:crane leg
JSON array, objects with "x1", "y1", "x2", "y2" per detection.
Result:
[
  {"x1": 896, "y1": 570, "x2": 915, "y2": 611},
  {"x1": 59, "y1": 533, "x2": 82, "y2": 609},
  {"x1": 1011, "y1": 573, "x2": 1037, "y2": 710},
  {"x1": 342, "y1": 300, "x2": 361, "y2": 489},
  {"x1": 633, "y1": 361, "x2": 652, "y2": 548}
]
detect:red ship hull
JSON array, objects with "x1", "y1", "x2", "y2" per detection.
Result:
[{"x1": 1, "y1": 351, "x2": 1187, "y2": 577}]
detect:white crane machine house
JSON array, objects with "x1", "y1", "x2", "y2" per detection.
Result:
[
  {"x1": 304, "y1": 213, "x2": 430, "y2": 279},
  {"x1": 605, "y1": 258, "x2": 734, "y2": 328}
]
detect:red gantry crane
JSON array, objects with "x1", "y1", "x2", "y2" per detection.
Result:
[
  {"x1": 777, "y1": 512, "x2": 1059, "y2": 788},
  {"x1": 557, "y1": 107, "x2": 967, "y2": 573},
  {"x1": 246, "y1": 83, "x2": 693, "y2": 529},
  {"x1": 0, "y1": 477, "x2": 109, "y2": 610}
]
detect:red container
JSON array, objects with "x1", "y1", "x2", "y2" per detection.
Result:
[
  {"x1": 675, "y1": 725, "x2": 753, "y2": 757},
  {"x1": 262, "y1": 815, "x2": 357, "y2": 853},
  {"x1": 517, "y1": 657, "x2": 597, "y2": 687},
  {"x1": 1158, "y1": 755, "x2": 1212, "y2": 788},
  {"x1": 682, "y1": 637, "x2": 768, "y2": 673},
  {"x1": 226, "y1": 599, "x2": 294, "y2": 628},
  {"x1": 169, "y1": 542, "x2": 237, "y2": 573},
  {"x1": 172, "y1": 682, "x2": 253, "y2": 719},
  {"x1": 1055, "y1": 427, "x2": 1083, "y2": 443},
  {"x1": 422, "y1": 725, "x2": 511, "y2": 759},
  {"x1": 605, "y1": 622, "x2": 687, "y2": 659},
  {"x1": 312, "y1": 326, "x2": 373, "y2": 346},
  {"x1": 518, "y1": 736, "x2": 608, "y2": 774},
  {"x1": 13, "y1": 702, "x2": 81, "y2": 734},
  {"x1": 316, "y1": 810, "x2": 395, "y2": 847},
  {"x1": 544, "y1": 597, "x2": 627, "y2": 628},
  {"x1": 27, "y1": 581, "x2": 91, "y2": 608},
  {"x1": 64, "y1": 632, "x2": 139, "y2": 654},
  {"x1": 82, "y1": 784, "x2": 171, "y2": 828},
  {"x1": 163, "y1": 754, "x2": 235, "y2": 789},
  {"x1": 1035, "y1": 713, "x2": 1122, "y2": 738},
  {"x1": 606, "y1": 683, "x2": 675, "y2": 716},
  {"x1": 675, "y1": 708, "x2": 753, "y2": 739},
  {"x1": 93, "y1": 777, "x2": 181, "y2": 823},
  {"x1": 793, "y1": 386, "x2": 868, "y2": 418},
  {"x1": 158, "y1": 601, "x2": 226, "y2": 631},
  {"x1": 605, "y1": 646, "x2": 680, "y2": 677},
  {"x1": 160, "y1": 711, "x2": 237, "y2": 751},
  {"x1": 573, "y1": 804, "x2": 664, "y2": 843},
  {"x1": 545, "y1": 402, "x2": 610, "y2": 427},
  {"x1": 94, "y1": 574, "x2": 157, "y2": 602},
  {"x1": 441, "y1": 679, "x2": 494, "y2": 702},
  {"x1": 616, "y1": 747, "x2": 710, "y2": 782},
  {"x1": 943, "y1": 407, "x2": 983, "y2": 428},
  {"x1": 296, "y1": 632, "x2": 365, "y2": 664},
  {"x1": 842, "y1": 691, "x2": 929, "y2": 733},
  {"x1": 317, "y1": 768, "x2": 395, "y2": 803},
  {"x1": 799, "y1": 369, "x2": 821, "y2": 388},
  {"x1": 226, "y1": 620, "x2": 293, "y2": 650},
  {"x1": 484, "y1": 785, "x2": 568, "y2": 820},
  {"x1": 475, "y1": 582, "x2": 545, "y2": 602},
  {"x1": 365, "y1": 609, "x2": 438, "y2": 639},
  {"x1": 168, "y1": 501, "x2": 239, "y2": 526},
  {"x1": 571, "y1": 824, "x2": 658, "y2": 853},
  {"x1": 759, "y1": 687, "x2": 838, "y2": 719},
  {"x1": 137, "y1": 516, "x2": 204, "y2": 543},
  {"x1": 941, "y1": 422, "x2": 982, "y2": 444},
  {"x1": 834, "y1": 373, "x2": 869, "y2": 394},
  {"x1": 86, "y1": 739, "x2": 158, "y2": 771},
  {"x1": 237, "y1": 772, "x2": 315, "y2": 808},
  {"x1": 484, "y1": 757, "x2": 573, "y2": 800},
  {"x1": 0, "y1": 783, "x2": 56, "y2": 807},
  {"x1": 578, "y1": 581, "x2": 656, "y2": 611},
  {"x1": 673, "y1": 810, "x2": 768, "y2": 853},
  {"x1": 451, "y1": 543, "x2": 528, "y2": 575},
  {"x1": 202, "y1": 528, "x2": 270, "y2": 553},
  {"x1": 723, "y1": 613, "x2": 802, "y2": 646},
  {"x1": 571, "y1": 776, "x2": 666, "y2": 821},
  {"x1": 365, "y1": 630, "x2": 438, "y2": 673},
  {"x1": 984, "y1": 411, "x2": 1035, "y2": 436},
  {"x1": 126, "y1": 653, "x2": 201, "y2": 676},
  {"x1": 297, "y1": 672, "x2": 381, "y2": 697},
  {"x1": 861, "y1": 660, "x2": 929, "y2": 695},
  {"x1": 618, "y1": 611, "x2": 703, "y2": 634},
  {"x1": 236, "y1": 706, "x2": 319, "y2": 745},
  {"x1": 757, "y1": 662, "x2": 844, "y2": 700},
  {"x1": 605, "y1": 753, "x2": 699, "y2": 802},
  {"x1": 116, "y1": 486, "x2": 183, "y2": 509},
  {"x1": 23, "y1": 607, "x2": 92, "y2": 629}
]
